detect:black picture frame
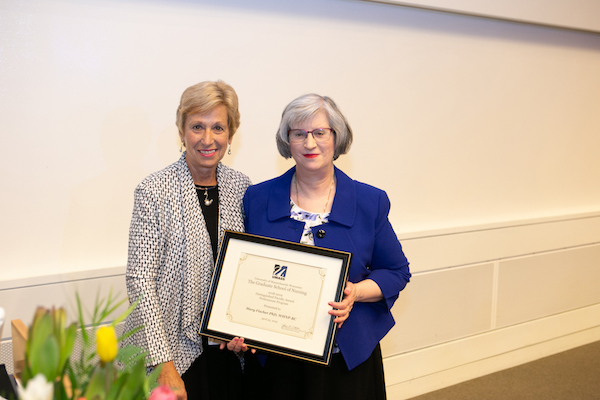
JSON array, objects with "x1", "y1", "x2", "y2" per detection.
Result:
[{"x1": 199, "y1": 231, "x2": 352, "y2": 365}]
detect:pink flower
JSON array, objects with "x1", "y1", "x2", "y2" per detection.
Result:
[{"x1": 149, "y1": 385, "x2": 177, "y2": 400}]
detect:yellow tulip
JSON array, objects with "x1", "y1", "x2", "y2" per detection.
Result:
[{"x1": 96, "y1": 326, "x2": 118, "y2": 363}]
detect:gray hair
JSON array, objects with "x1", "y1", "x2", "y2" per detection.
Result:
[{"x1": 276, "y1": 94, "x2": 353, "y2": 160}]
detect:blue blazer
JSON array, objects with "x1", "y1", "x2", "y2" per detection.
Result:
[{"x1": 243, "y1": 166, "x2": 410, "y2": 370}]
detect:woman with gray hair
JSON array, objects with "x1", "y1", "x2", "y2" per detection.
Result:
[
  {"x1": 124, "y1": 80, "x2": 251, "y2": 400},
  {"x1": 243, "y1": 94, "x2": 411, "y2": 399}
]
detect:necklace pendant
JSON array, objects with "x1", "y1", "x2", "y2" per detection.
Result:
[{"x1": 204, "y1": 189, "x2": 213, "y2": 206}]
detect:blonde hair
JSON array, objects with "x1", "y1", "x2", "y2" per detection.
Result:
[{"x1": 176, "y1": 80, "x2": 240, "y2": 139}]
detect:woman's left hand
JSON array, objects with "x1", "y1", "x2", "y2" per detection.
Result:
[
  {"x1": 328, "y1": 281, "x2": 357, "y2": 328},
  {"x1": 218, "y1": 337, "x2": 256, "y2": 353}
]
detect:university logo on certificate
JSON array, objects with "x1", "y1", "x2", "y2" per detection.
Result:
[{"x1": 200, "y1": 231, "x2": 351, "y2": 365}]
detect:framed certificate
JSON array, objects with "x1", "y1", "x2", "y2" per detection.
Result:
[{"x1": 199, "y1": 231, "x2": 352, "y2": 365}]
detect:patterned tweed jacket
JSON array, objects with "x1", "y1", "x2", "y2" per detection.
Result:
[{"x1": 123, "y1": 153, "x2": 251, "y2": 374}]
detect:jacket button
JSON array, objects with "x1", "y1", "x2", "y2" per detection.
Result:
[{"x1": 316, "y1": 229, "x2": 325, "y2": 239}]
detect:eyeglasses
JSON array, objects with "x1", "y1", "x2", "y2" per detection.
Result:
[{"x1": 288, "y1": 128, "x2": 334, "y2": 143}]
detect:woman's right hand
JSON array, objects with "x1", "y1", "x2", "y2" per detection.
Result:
[{"x1": 157, "y1": 361, "x2": 186, "y2": 400}]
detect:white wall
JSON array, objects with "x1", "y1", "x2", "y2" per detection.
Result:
[
  {"x1": 2, "y1": 0, "x2": 599, "y2": 281},
  {"x1": 1, "y1": 0, "x2": 599, "y2": 397},
  {"x1": 370, "y1": 0, "x2": 600, "y2": 32}
]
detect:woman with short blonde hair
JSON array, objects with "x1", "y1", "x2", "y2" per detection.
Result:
[{"x1": 124, "y1": 80, "x2": 251, "y2": 400}]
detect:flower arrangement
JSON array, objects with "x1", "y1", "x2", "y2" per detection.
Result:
[{"x1": 19, "y1": 291, "x2": 168, "y2": 400}]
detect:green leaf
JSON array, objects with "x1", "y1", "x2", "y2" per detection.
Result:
[
  {"x1": 84, "y1": 364, "x2": 108, "y2": 400},
  {"x1": 29, "y1": 334, "x2": 60, "y2": 381},
  {"x1": 91, "y1": 291, "x2": 102, "y2": 325},
  {"x1": 145, "y1": 364, "x2": 163, "y2": 396},
  {"x1": 59, "y1": 322, "x2": 78, "y2": 372},
  {"x1": 27, "y1": 311, "x2": 53, "y2": 367},
  {"x1": 66, "y1": 363, "x2": 81, "y2": 397},
  {"x1": 104, "y1": 298, "x2": 129, "y2": 323},
  {"x1": 117, "y1": 325, "x2": 142, "y2": 343},
  {"x1": 116, "y1": 345, "x2": 147, "y2": 369},
  {"x1": 115, "y1": 359, "x2": 147, "y2": 400},
  {"x1": 76, "y1": 292, "x2": 89, "y2": 344},
  {"x1": 53, "y1": 308, "x2": 67, "y2": 340},
  {"x1": 21, "y1": 364, "x2": 33, "y2": 385},
  {"x1": 54, "y1": 378, "x2": 70, "y2": 400},
  {"x1": 111, "y1": 297, "x2": 138, "y2": 326},
  {"x1": 106, "y1": 373, "x2": 128, "y2": 400}
]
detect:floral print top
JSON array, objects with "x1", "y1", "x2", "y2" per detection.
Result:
[
  {"x1": 290, "y1": 199, "x2": 330, "y2": 246},
  {"x1": 290, "y1": 198, "x2": 341, "y2": 353}
]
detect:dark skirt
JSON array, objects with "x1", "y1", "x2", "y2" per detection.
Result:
[
  {"x1": 245, "y1": 344, "x2": 387, "y2": 400},
  {"x1": 181, "y1": 340, "x2": 244, "y2": 400}
]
